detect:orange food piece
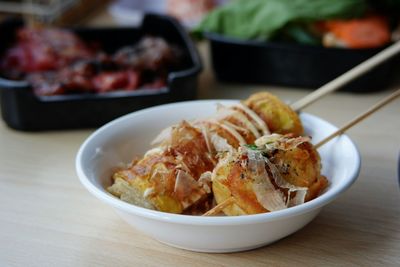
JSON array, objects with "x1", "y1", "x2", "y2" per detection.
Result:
[{"x1": 323, "y1": 15, "x2": 390, "y2": 49}]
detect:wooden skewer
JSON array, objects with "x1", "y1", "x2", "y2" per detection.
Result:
[
  {"x1": 202, "y1": 196, "x2": 236, "y2": 216},
  {"x1": 315, "y1": 89, "x2": 400, "y2": 149},
  {"x1": 290, "y1": 41, "x2": 400, "y2": 112}
]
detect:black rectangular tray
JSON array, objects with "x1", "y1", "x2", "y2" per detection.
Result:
[
  {"x1": 0, "y1": 14, "x2": 202, "y2": 131},
  {"x1": 205, "y1": 32, "x2": 400, "y2": 92}
]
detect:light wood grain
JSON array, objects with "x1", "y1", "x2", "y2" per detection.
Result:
[
  {"x1": 1, "y1": 11, "x2": 400, "y2": 267},
  {"x1": 315, "y1": 89, "x2": 400, "y2": 148},
  {"x1": 203, "y1": 197, "x2": 235, "y2": 216}
]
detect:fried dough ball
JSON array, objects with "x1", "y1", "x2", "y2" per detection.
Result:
[
  {"x1": 212, "y1": 155, "x2": 268, "y2": 215},
  {"x1": 108, "y1": 121, "x2": 214, "y2": 214},
  {"x1": 244, "y1": 92, "x2": 303, "y2": 136},
  {"x1": 212, "y1": 134, "x2": 328, "y2": 216},
  {"x1": 267, "y1": 139, "x2": 328, "y2": 201}
]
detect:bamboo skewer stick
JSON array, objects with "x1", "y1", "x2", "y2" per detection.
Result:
[
  {"x1": 202, "y1": 197, "x2": 236, "y2": 216},
  {"x1": 315, "y1": 89, "x2": 400, "y2": 149},
  {"x1": 290, "y1": 41, "x2": 400, "y2": 112}
]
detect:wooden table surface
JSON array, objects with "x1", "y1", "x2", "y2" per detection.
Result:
[{"x1": 1, "y1": 13, "x2": 400, "y2": 267}]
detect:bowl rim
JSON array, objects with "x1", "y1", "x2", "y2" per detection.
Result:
[{"x1": 76, "y1": 100, "x2": 361, "y2": 226}]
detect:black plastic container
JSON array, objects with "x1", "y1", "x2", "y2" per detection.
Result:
[
  {"x1": 0, "y1": 14, "x2": 202, "y2": 131},
  {"x1": 206, "y1": 32, "x2": 400, "y2": 92}
]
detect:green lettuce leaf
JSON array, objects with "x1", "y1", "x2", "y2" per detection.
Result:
[{"x1": 194, "y1": 0, "x2": 367, "y2": 40}]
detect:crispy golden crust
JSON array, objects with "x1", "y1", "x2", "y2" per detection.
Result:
[
  {"x1": 109, "y1": 121, "x2": 214, "y2": 213},
  {"x1": 269, "y1": 141, "x2": 328, "y2": 200},
  {"x1": 305, "y1": 175, "x2": 329, "y2": 201},
  {"x1": 213, "y1": 160, "x2": 268, "y2": 215},
  {"x1": 244, "y1": 92, "x2": 303, "y2": 136},
  {"x1": 212, "y1": 135, "x2": 328, "y2": 215},
  {"x1": 166, "y1": 121, "x2": 215, "y2": 179},
  {"x1": 270, "y1": 142, "x2": 321, "y2": 187}
]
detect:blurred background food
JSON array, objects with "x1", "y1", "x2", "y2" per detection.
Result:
[
  {"x1": 0, "y1": 0, "x2": 399, "y2": 130},
  {"x1": 0, "y1": 13, "x2": 201, "y2": 130},
  {"x1": 192, "y1": 0, "x2": 400, "y2": 91},
  {"x1": 0, "y1": 27, "x2": 184, "y2": 96},
  {"x1": 1, "y1": 0, "x2": 399, "y2": 46},
  {"x1": 1, "y1": 0, "x2": 399, "y2": 94},
  {"x1": 195, "y1": 0, "x2": 400, "y2": 48}
]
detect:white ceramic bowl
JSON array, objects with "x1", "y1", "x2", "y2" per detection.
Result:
[{"x1": 76, "y1": 100, "x2": 361, "y2": 253}]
